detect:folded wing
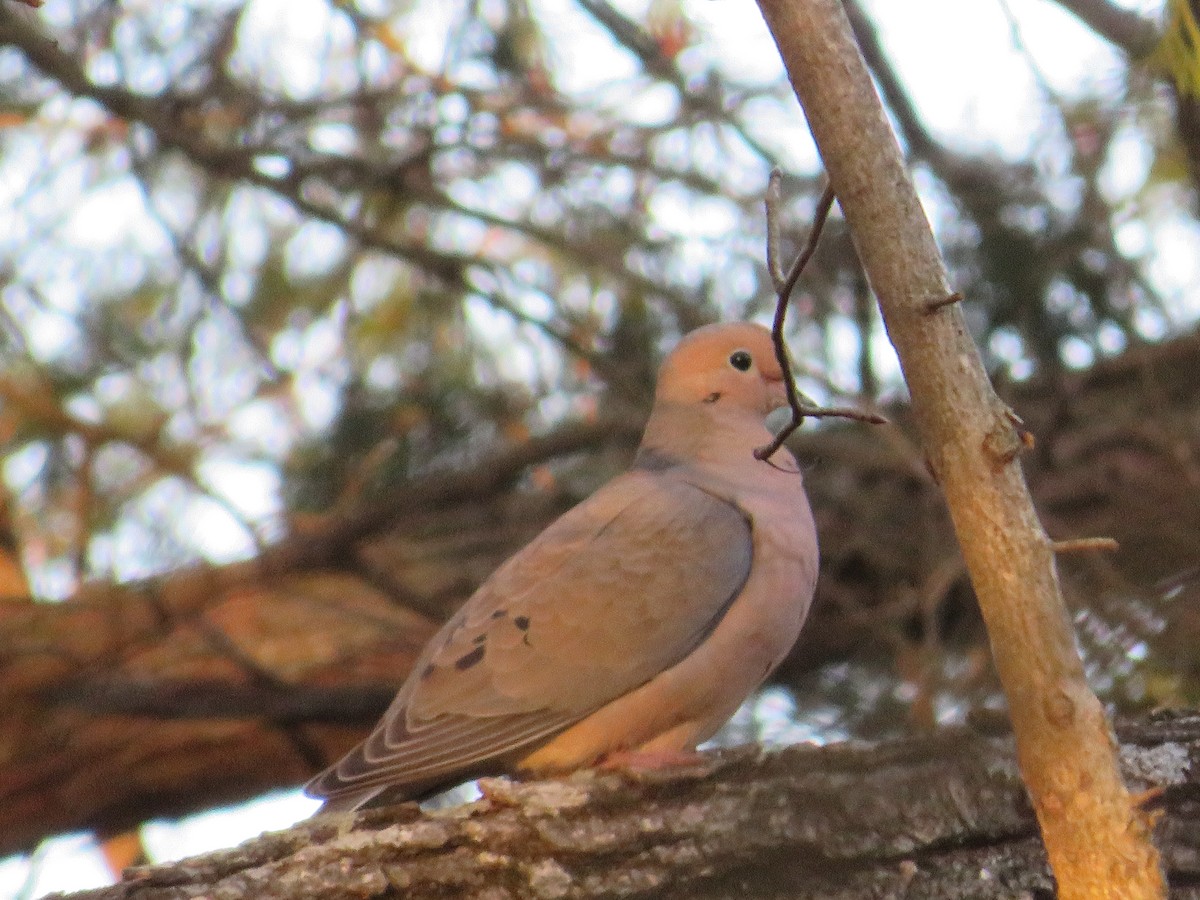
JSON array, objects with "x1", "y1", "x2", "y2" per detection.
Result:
[{"x1": 306, "y1": 469, "x2": 753, "y2": 804}]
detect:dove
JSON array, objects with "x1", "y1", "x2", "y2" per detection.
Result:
[{"x1": 305, "y1": 322, "x2": 819, "y2": 811}]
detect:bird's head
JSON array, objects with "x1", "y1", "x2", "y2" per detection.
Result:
[{"x1": 654, "y1": 323, "x2": 789, "y2": 417}]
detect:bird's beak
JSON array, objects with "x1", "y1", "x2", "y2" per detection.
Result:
[{"x1": 765, "y1": 373, "x2": 789, "y2": 411}]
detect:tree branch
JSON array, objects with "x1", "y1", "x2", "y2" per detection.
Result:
[
  {"x1": 46, "y1": 677, "x2": 399, "y2": 724},
  {"x1": 1048, "y1": 0, "x2": 1161, "y2": 58},
  {"x1": 753, "y1": 0, "x2": 1164, "y2": 895},
  {"x1": 0, "y1": 4, "x2": 713, "y2": 339},
  {"x1": 45, "y1": 713, "x2": 1200, "y2": 900},
  {"x1": 756, "y1": 177, "x2": 885, "y2": 461},
  {"x1": 6, "y1": 417, "x2": 638, "y2": 666},
  {"x1": 0, "y1": 8, "x2": 468, "y2": 283}
]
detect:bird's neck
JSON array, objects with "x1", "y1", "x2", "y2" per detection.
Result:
[{"x1": 636, "y1": 400, "x2": 776, "y2": 471}]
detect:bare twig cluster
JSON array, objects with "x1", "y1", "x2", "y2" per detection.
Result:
[{"x1": 755, "y1": 171, "x2": 886, "y2": 461}]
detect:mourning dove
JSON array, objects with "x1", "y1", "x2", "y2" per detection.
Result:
[{"x1": 306, "y1": 322, "x2": 819, "y2": 811}]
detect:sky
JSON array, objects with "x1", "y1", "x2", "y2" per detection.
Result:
[{"x1": 1, "y1": 0, "x2": 1191, "y2": 896}]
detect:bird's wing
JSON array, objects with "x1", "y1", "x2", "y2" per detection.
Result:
[{"x1": 307, "y1": 468, "x2": 752, "y2": 801}]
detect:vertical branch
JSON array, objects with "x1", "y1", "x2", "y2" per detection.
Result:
[
  {"x1": 765, "y1": 169, "x2": 788, "y2": 290},
  {"x1": 761, "y1": 181, "x2": 836, "y2": 452},
  {"x1": 752, "y1": 0, "x2": 1164, "y2": 897}
]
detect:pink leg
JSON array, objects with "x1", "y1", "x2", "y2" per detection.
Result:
[
  {"x1": 598, "y1": 747, "x2": 710, "y2": 772},
  {"x1": 598, "y1": 719, "x2": 712, "y2": 773}
]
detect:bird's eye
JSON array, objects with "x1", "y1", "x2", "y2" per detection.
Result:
[{"x1": 729, "y1": 350, "x2": 753, "y2": 371}]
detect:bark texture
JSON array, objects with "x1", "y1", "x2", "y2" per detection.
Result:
[{"x1": 47, "y1": 712, "x2": 1200, "y2": 900}]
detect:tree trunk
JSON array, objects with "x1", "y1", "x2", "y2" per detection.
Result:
[{"x1": 48, "y1": 712, "x2": 1200, "y2": 900}]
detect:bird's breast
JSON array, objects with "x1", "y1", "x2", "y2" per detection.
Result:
[{"x1": 687, "y1": 458, "x2": 819, "y2": 673}]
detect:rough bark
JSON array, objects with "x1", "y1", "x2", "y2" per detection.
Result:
[
  {"x1": 46, "y1": 712, "x2": 1200, "y2": 900},
  {"x1": 753, "y1": 0, "x2": 1163, "y2": 894}
]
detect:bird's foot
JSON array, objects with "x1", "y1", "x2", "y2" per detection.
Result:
[{"x1": 597, "y1": 747, "x2": 713, "y2": 776}]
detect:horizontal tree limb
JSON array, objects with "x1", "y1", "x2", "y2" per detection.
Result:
[
  {"x1": 45, "y1": 678, "x2": 401, "y2": 724},
  {"x1": 50, "y1": 712, "x2": 1200, "y2": 900}
]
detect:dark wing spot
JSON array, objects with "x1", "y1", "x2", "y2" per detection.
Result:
[
  {"x1": 454, "y1": 645, "x2": 486, "y2": 670},
  {"x1": 421, "y1": 662, "x2": 436, "y2": 680},
  {"x1": 491, "y1": 609, "x2": 508, "y2": 619},
  {"x1": 473, "y1": 633, "x2": 486, "y2": 645},
  {"x1": 702, "y1": 391, "x2": 722, "y2": 404},
  {"x1": 513, "y1": 616, "x2": 530, "y2": 631}
]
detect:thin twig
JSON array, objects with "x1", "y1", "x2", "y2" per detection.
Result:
[
  {"x1": 765, "y1": 168, "x2": 787, "y2": 290},
  {"x1": 925, "y1": 291, "x2": 964, "y2": 315},
  {"x1": 792, "y1": 403, "x2": 887, "y2": 425},
  {"x1": 1051, "y1": 536, "x2": 1120, "y2": 555},
  {"x1": 756, "y1": 182, "x2": 886, "y2": 461}
]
